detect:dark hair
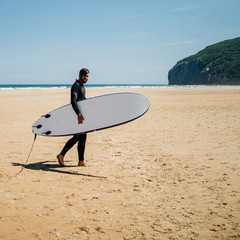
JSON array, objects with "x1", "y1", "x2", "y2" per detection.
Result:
[{"x1": 79, "y1": 68, "x2": 89, "y2": 77}]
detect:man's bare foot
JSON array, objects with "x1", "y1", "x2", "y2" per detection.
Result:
[
  {"x1": 78, "y1": 160, "x2": 86, "y2": 167},
  {"x1": 57, "y1": 154, "x2": 65, "y2": 167}
]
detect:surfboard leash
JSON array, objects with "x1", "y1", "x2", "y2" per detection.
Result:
[{"x1": 1, "y1": 134, "x2": 37, "y2": 185}]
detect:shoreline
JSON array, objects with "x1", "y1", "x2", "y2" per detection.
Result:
[
  {"x1": 1, "y1": 84, "x2": 240, "y2": 91},
  {"x1": 1, "y1": 85, "x2": 240, "y2": 93}
]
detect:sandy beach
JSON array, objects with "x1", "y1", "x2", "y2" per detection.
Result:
[{"x1": 0, "y1": 86, "x2": 240, "y2": 239}]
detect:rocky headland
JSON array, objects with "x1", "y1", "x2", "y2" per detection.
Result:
[{"x1": 168, "y1": 37, "x2": 240, "y2": 85}]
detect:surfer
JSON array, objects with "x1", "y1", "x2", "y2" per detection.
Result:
[{"x1": 57, "y1": 68, "x2": 89, "y2": 167}]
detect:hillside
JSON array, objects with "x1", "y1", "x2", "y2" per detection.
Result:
[{"x1": 168, "y1": 37, "x2": 240, "y2": 85}]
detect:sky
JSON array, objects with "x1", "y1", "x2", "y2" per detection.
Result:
[{"x1": 0, "y1": 0, "x2": 240, "y2": 85}]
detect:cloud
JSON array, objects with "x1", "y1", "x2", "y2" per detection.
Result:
[
  {"x1": 217, "y1": 29, "x2": 240, "y2": 35},
  {"x1": 157, "y1": 40, "x2": 197, "y2": 46},
  {"x1": 169, "y1": 6, "x2": 203, "y2": 13},
  {"x1": 121, "y1": 31, "x2": 154, "y2": 38},
  {"x1": 119, "y1": 12, "x2": 158, "y2": 20}
]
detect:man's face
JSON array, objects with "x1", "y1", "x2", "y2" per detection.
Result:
[{"x1": 80, "y1": 73, "x2": 89, "y2": 84}]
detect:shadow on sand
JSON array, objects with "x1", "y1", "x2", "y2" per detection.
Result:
[{"x1": 12, "y1": 161, "x2": 106, "y2": 179}]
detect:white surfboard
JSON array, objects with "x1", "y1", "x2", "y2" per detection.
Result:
[{"x1": 32, "y1": 92, "x2": 149, "y2": 137}]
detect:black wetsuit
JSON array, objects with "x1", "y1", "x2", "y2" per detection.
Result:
[{"x1": 60, "y1": 80, "x2": 87, "y2": 161}]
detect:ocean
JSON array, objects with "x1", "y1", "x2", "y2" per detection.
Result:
[
  {"x1": 0, "y1": 84, "x2": 169, "y2": 90},
  {"x1": 0, "y1": 84, "x2": 212, "y2": 90}
]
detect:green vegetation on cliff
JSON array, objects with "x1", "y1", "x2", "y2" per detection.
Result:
[{"x1": 168, "y1": 37, "x2": 240, "y2": 85}]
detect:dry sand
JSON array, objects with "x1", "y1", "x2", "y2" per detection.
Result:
[{"x1": 0, "y1": 86, "x2": 240, "y2": 239}]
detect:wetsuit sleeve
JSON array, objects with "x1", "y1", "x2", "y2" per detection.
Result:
[{"x1": 71, "y1": 84, "x2": 81, "y2": 115}]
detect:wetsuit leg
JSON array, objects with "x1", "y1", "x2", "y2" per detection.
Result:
[
  {"x1": 60, "y1": 135, "x2": 79, "y2": 157},
  {"x1": 77, "y1": 133, "x2": 87, "y2": 161}
]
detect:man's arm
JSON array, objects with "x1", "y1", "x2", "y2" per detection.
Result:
[{"x1": 71, "y1": 84, "x2": 84, "y2": 124}]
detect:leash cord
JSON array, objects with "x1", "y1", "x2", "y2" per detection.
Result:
[{"x1": 2, "y1": 134, "x2": 37, "y2": 184}]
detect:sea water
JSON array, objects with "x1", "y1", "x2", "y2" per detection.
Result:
[{"x1": 0, "y1": 84, "x2": 214, "y2": 91}]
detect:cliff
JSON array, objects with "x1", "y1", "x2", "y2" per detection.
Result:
[{"x1": 168, "y1": 37, "x2": 240, "y2": 85}]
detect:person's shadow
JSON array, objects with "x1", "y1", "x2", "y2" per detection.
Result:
[{"x1": 12, "y1": 161, "x2": 106, "y2": 179}]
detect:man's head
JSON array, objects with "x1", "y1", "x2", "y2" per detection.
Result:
[{"x1": 79, "y1": 68, "x2": 89, "y2": 84}]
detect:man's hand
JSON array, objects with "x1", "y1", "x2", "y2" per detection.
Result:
[{"x1": 77, "y1": 114, "x2": 85, "y2": 124}]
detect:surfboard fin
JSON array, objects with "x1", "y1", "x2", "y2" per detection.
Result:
[
  {"x1": 41, "y1": 113, "x2": 51, "y2": 118},
  {"x1": 32, "y1": 124, "x2": 42, "y2": 129},
  {"x1": 42, "y1": 131, "x2": 51, "y2": 135}
]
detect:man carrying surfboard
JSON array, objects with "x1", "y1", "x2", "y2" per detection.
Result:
[{"x1": 57, "y1": 68, "x2": 89, "y2": 167}]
